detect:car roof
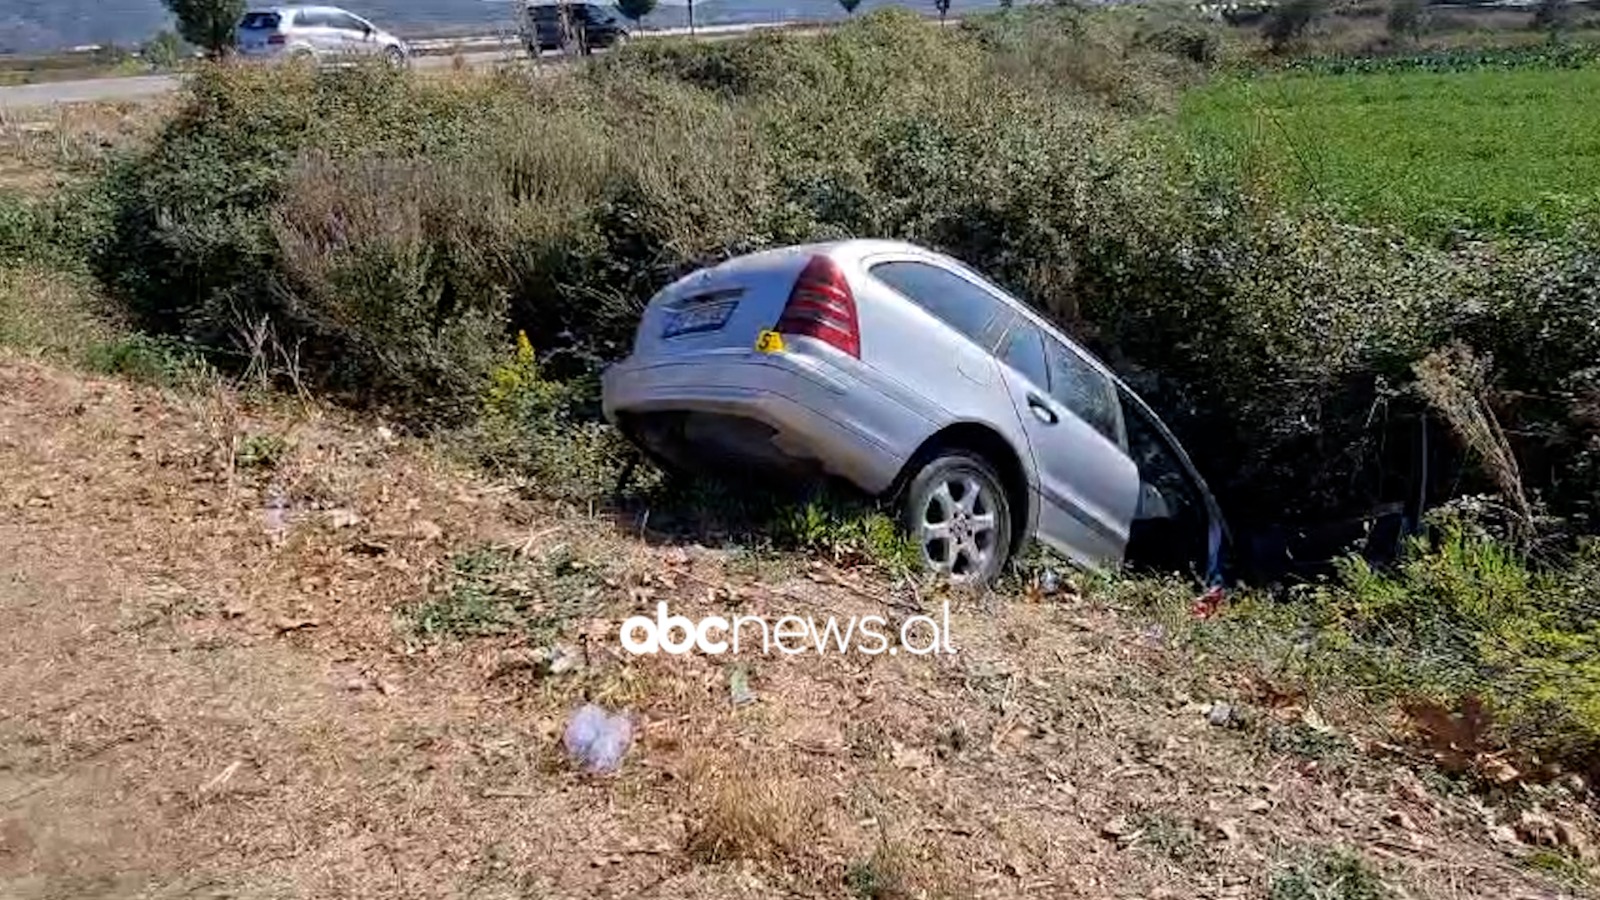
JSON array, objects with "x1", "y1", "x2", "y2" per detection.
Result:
[{"x1": 246, "y1": 5, "x2": 357, "y2": 14}]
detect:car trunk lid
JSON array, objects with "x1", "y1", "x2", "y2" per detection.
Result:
[{"x1": 629, "y1": 246, "x2": 825, "y2": 361}]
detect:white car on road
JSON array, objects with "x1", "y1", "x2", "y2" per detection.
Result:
[{"x1": 236, "y1": 6, "x2": 410, "y2": 66}]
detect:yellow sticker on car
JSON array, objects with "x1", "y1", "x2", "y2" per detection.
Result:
[{"x1": 755, "y1": 330, "x2": 785, "y2": 354}]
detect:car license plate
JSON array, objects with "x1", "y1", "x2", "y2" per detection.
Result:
[{"x1": 662, "y1": 300, "x2": 736, "y2": 338}]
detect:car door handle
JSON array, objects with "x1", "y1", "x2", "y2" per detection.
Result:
[{"x1": 1027, "y1": 394, "x2": 1058, "y2": 425}]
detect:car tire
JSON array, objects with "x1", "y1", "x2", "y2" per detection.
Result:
[
  {"x1": 385, "y1": 45, "x2": 407, "y2": 67},
  {"x1": 901, "y1": 449, "x2": 1013, "y2": 584}
]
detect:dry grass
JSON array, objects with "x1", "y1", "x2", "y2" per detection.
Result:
[
  {"x1": 1415, "y1": 343, "x2": 1532, "y2": 532},
  {"x1": 0, "y1": 100, "x2": 165, "y2": 194},
  {"x1": 684, "y1": 751, "x2": 818, "y2": 866},
  {"x1": 0, "y1": 356, "x2": 1594, "y2": 899}
]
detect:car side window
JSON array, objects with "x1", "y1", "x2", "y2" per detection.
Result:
[
  {"x1": 1044, "y1": 336, "x2": 1122, "y2": 445},
  {"x1": 870, "y1": 261, "x2": 1010, "y2": 347},
  {"x1": 997, "y1": 319, "x2": 1050, "y2": 389},
  {"x1": 327, "y1": 12, "x2": 364, "y2": 32},
  {"x1": 296, "y1": 10, "x2": 326, "y2": 27}
]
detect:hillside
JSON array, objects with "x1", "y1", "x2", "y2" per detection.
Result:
[{"x1": 1, "y1": 354, "x2": 1592, "y2": 898}]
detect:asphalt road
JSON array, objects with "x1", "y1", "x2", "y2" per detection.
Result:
[{"x1": 0, "y1": 21, "x2": 846, "y2": 111}]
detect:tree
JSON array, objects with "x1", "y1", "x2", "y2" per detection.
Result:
[
  {"x1": 999, "y1": 0, "x2": 1014, "y2": 7},
  {"x1": 935, "y1": 0, "x2": 951, "y2": 23},
  {"x1": 143, "y1": 29, "x2": 187, "y2": 69},
  {"x1": 840, "y1": 0, "x2": 862, "y2": 13},
  {"x1": 1261, "y1": 0, "x2": 1326, "y2": 51},
  {"x1": 616, "y1": 0, "x2": 656, "y2": 27},
  {"x1": 161, "y1": 0, "x2": 245, "y2": 58},
  {"x1": 1386, "y1": 0, "x2": 1425, "y2": 42},
  {"x1": 1532, "y1": 0, "x2": 1572, "y2": 39}
]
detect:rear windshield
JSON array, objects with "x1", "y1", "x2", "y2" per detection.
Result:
[{"x1": 239, "y1": 12, "x2": 282, "y2": 29}]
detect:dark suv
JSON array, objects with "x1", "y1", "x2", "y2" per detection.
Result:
[{"x1": 524, "y1": 3, "x2": 629, "y2": 54}]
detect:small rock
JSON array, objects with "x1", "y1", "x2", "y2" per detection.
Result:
[
  {"x1": 546, "y1": 644, "x2": 583, "y2": 676},
  {"x1": 275, "y1": 617, "x2": 320, "y2": 633},
  {"x1": 1517, "y1": 810, "x2": 1558, "y2": 847},
  {"x1": 1556, "y1": 772, "x2": 1589, "y2": 799},
  {"x1": 889, "y1": 741, "x2": 933, "y2": 770},
  {"x1": 1101, "y1": 815, "x2": 1134, "y2": 839},
  {"x1": 1488, "y1": 824, "x2": 1520, "y2": 846},
  {"x1": 491, "y1": 647, "x2": 549, "y2": 678},
  {"x1": 1208, "y1": 818, "x2": 1243, "y2": 842},
  {"x1": 1246, "y1": 798, "x2": 1273, "y2": 814},
  {"x1": 1553, "y1": 818, "x2": 1596, "y2": 862},
  {"x1": 411, "y1": 519, "x2": 444, "y2": 542},
  {"x1": 376, "y1": 425, "x2": 396, "y2": 442},
  {"x1": 1385, "y1": 809, "x2": 1418, "y2": 831},
  {"x1": 1208, "y1": 701, "x2": 1239, "y2": 728}
]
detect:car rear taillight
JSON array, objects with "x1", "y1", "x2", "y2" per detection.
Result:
[
  {"x1": 776, "y1": 255, "x2": 859, "y2": 358},
  {"x1": 268, "y1": 33, "x2": 286, "y2": 44}
]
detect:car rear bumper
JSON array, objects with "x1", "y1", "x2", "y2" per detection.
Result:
[{"x1": 601, "y1": 350, "x2": 920, "y2": 495}]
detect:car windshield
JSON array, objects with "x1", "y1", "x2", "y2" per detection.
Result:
[{"x1": 239, "y1": 11, "x2": 282, "y2": 29}]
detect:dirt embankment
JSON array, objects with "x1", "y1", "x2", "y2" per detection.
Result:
[{"x1": 0, "y1": 357, "x2": 1589, "y2": 899}]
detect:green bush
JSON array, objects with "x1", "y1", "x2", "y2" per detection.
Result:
[
  {"x1": 471, "y1": 332, "x2": 632, "y2": 503},
  {"x1": 84, "y1": 332, "x2": 215, "y2": 390},
  {"x1": 0, "y1": 185, "x2": 114, "y2": 270},
  {"x1": 1269, "y1": 850, "x2": 1390, "y2": 900},
  {"x1": 0, "y1": 195, "x2": 38, "y2": 265},
  {"x1": 1319, "y1": 522, "x2": 1600, "y2": 771}
]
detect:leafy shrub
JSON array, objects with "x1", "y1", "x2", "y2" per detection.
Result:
[
  {"x1": 84, "y1": 332, "x2": 215, "y2": 390},
  {"x1": 0, "y1": 195, "x2": 39, "y2": 265},
  {"x1": 1269, "y1": 850, "x2": 1390, "y2": 900},
  {"x1": 0, "y1": 185, "x2": 114, "y2": 270},
  {"x1": 1281, "y1": 42, "x2": 1600, "y2": 73},
  {"x1": 472, "y1": 332, "x2": 632, "y2": 503},
  {"x1": 143, "y1": 30, "x2": 188, "y2": 70},
  {"x1": 772, "y1": 495, "x2": 917, "y2": 571},
  {"x1": 1139, "y1": 19, "x2": 1222, "y2": 64},
  {"x1": 1322, "y1": 523, "x2": 1600, "y2": 772}
]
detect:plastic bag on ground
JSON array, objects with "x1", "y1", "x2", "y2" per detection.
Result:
[{"x1": 562, "y1": 703, "x2": 633, "y2": 774}]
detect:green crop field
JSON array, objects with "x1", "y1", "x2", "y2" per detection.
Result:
[{"x1": 1180, "y1": 63, "x2": 1600, "y2": 237}]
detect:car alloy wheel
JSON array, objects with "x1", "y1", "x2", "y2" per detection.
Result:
[{"x1": 904, "y1": 450, "x2": 1011, "y2": 584}]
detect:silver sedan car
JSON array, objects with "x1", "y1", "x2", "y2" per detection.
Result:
[{"x1": 602, "y1": 239, "x2": 1228, "y2": 583}]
